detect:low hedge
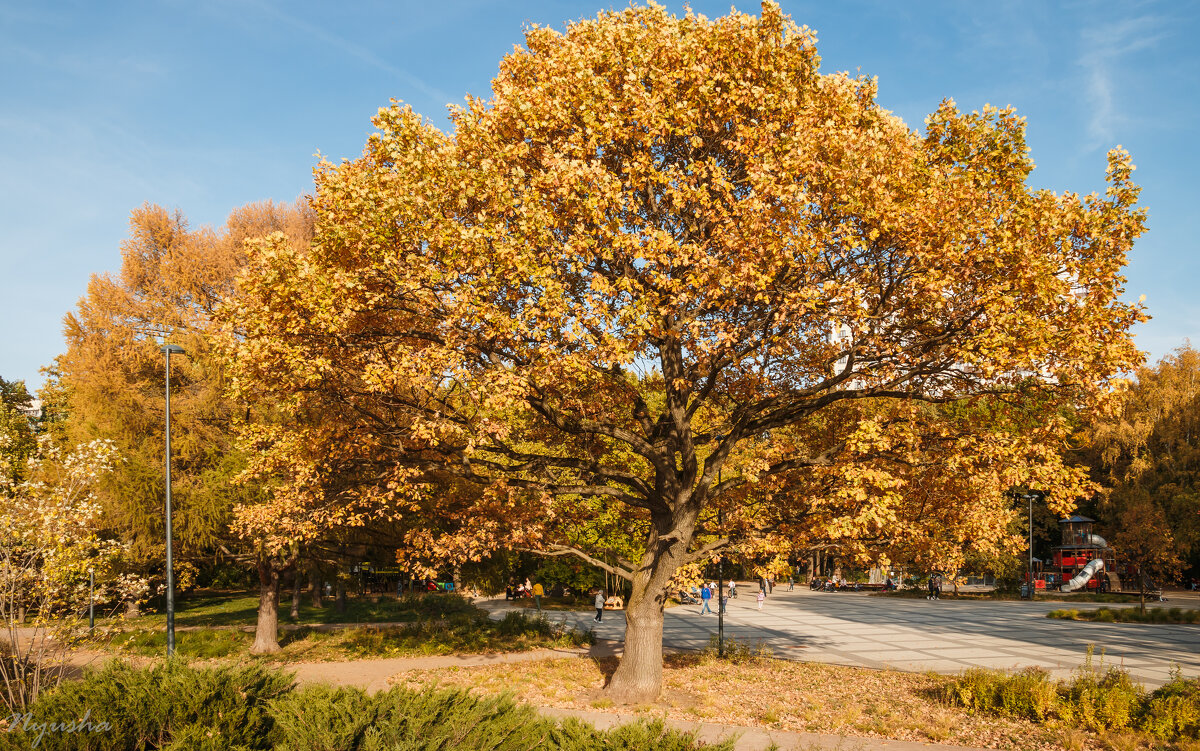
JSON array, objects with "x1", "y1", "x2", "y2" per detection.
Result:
[
  {"x1": 0, "y1": 661, "x2": 726, "y2": 751},
  {"x1": 1047, "y1": 607, "x2": 1200, "y2": 624}
]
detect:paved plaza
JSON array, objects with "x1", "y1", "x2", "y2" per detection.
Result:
[{"x1": 520, "y1": 587, "x2": 1200, "y2": 688}]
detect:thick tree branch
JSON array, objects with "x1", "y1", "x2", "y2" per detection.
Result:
[{"x1": 520, "y1": 544, "x2": 634, "y2": 581}]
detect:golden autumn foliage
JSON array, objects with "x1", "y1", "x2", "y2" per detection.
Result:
[
  {"x1": 1079, "y1": 344, "x2": 1200, "y2": 574},
  {"x1": 57, "y1": 201, "x2": 312, "y2": 569},
  {"x1": 225, "y1": 3, "x2": 1145, "y2": 701}
]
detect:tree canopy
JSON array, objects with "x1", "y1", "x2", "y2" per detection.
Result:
[
  {"x1": 225, "y1": 2, "x2": 1145, "y2": 701},
  {"x1": 1081, "y1": 344, "x2": 1200, "y2": 575}
]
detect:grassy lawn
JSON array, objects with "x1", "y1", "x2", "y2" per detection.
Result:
[
  {"x1": 103, "y1": 611, "x2": 594, "y2": 661},
  {"x1": 117, "y1": 589, "x2": 480, "y2": 628}
]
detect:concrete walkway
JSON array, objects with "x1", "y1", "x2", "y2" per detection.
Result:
[{"x1": 486, "y1": 588, "x2": 1200, "y2": 688}]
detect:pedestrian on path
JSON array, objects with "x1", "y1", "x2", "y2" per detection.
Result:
[
  {"x1": 728, "y1": 579, "x2": 737, "y2": 598},
  {"x1": 788, "y1": 576, "x2": 794, "y2": 591},
  {"x1": 532, "y1": 581, "x2": 544, "y2": 611},
  {"x1": 699, "y1": 584, "x2": 713, "y2": 614},
  {"x1": 594, "y1": 589, "x2": 605, "y2": 622},
  {"x1": 756, "y1": 588, "x2": 765, "y2": 609}
]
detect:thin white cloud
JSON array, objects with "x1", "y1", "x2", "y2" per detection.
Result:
[
  {"x1": 1078, "y1": 15, "x2": 1166, "y2": 149},
  {"x1": 236, "y1": 0, "x2": 456, "y2": 110}
]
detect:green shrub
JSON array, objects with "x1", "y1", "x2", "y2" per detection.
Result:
[
  {"x1": 1060, "y1": 665, "x2": 1142, "y2": 732},
  {"x1": 6, "y1": 660, "x2": 291, "y2": 750},
  {"x1": 270, "y1": 684, "x2": 727, "y2": 751},
  {"x1": 941, "y1": 667, "x2": 1058, "y2": 721},
  {"x1": 339, "y1": 611, "x2": 592, "y2": 658},
  {"x1": 997, "y1": 668, "x2": 1060, "y2": 721},
  {"x1": 1046, "y1": 608, "x2": 1081, "y2": 621},
  {"x1": 701, "y1": 634, "x2": 773, "y2": 665},
  {"x1": 1046, "y1": 606, "x2": 1200, "y2": 624},
  {"x1": 3, "y1": 662, "x2": 727, "y2": 750},
  {"x1": 399, "y1": 592, "x2": 481, "y2": 620},
  {"x1": 1138, "y1": 671, "x2": 1200, "y2": 740}
]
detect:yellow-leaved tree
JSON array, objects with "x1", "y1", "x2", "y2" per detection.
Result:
[{"x1": 225, "y1": 3, "x2": 1145, "y2": 701}]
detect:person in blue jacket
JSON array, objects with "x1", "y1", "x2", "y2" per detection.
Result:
[{"x1": 699, "y1": 583, "x2": 712, "y2": 614}]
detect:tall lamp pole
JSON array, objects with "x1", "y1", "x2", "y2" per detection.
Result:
[
  {"x1": 162, "y1": 343, "x2": 185, "y2": 656},
  {"x1": 717, "y1": 473, "x2": 724, "y2": 659},
  {"x1": 1023, "y1": 492, "x2": 1038, "y2": 601}
]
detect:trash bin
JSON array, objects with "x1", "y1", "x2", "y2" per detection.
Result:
[{"x1": 1019, "y1": 584, "x2": 1032, "y2": 599}]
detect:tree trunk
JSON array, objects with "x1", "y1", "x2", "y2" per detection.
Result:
[
  {"x1": 310, "y1": 568, "x2": 323, "y2": 608},
  {"x1": 1140, "y1": 569, "x2": 1146, "y2": 614},
  {"x1": 251, "y1": 559, "x2": 281, "y2": 654},
  {"x1": 603, "y1": 508, "x2": 697, "y2": 703},
  {"x1": 335, "y1": 581, "x2": 346, "y2": 614},
  {"x1": 290, "y1": 570, "x2": 301, "y2": 620}
]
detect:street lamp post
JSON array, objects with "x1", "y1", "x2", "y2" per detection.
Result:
[
  {"x1": 717, "y1": 475, "x2": 724, "y2": 659},
  {"x1": 88, "y1": 568, "x2": 94, "y2": 636},
  {"x1": 1022, "y1": 492, "x2": 1038, "y2": 601},
  {"x1": 161, "y1": 343, "x2": 185, "y2": 656}
]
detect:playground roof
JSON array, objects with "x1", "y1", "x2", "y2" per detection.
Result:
[{"x1": 1058, "y1": 515, "x2": 1095, "y2": 524}]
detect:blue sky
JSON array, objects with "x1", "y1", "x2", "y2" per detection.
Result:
[{"x1": 2, "y1": 1, "x2": 1196, "y2": 390}]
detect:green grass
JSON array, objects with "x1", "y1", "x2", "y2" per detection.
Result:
[
  {"x1": 1048, "y1": 607, "x2": 1200, "y2": 624},
  {"x1": 105, "y1": 611, "x2": 594, "y2": 661},
  {"x1": 120, "y1": 589, "x2": 481, "y2": 628},
  {"x1": 110, "y1": 627, "x2": 251, "y2": 658}
]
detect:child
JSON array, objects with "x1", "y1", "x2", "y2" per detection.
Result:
[{"x1": 756, "y1": 588, "x2": 765, "y2": 610}]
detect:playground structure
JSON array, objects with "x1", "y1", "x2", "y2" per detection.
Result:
[{"x1": 1027, "y1": 515, "x2": 1126, "y2": 593}]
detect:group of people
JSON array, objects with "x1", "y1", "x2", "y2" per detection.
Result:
[
  {"x1": 505, "y1": 578, "x2": 548, "y2": 609},
  {"x1": 811, "y1": 576, "x2": 854, "y2": 591},
  {"x1": 683, "y1": 579, "x2": 780, "y2": 613}
]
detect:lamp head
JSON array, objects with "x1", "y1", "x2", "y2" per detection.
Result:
[{"x1": 160, "y1": 344, "x2": 186, "y2": 355}]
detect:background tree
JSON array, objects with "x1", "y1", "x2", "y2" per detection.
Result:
[
  {"x1": 1111, "y1": 497, "x2": 1183, "y2": 611},
  {"x1": 228, "y1": 3, "x2": 1145, "y2": 701},
  {"x1": 0, "y1": 377, "x2": 37, "y2": 489},
  {"x1": 0, "y1": 430, "x2": 139, "y2": 710},
  {"x1": 1080, "y1": 344, "x2": 1200, "y2": 577},
  {"x1": 57, "y1": 200, "x2": 314, "y2": 649}
]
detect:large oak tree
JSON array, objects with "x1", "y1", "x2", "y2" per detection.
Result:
[{"x1": 227, "y1": 3, "x2": 1145, "y2": 701}]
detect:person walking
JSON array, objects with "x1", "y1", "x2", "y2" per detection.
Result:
[
  {"x1": 594, "y1": 589, "x2": 606, "y2": 622},
  {"x1": 788, "y1": 576, "x2": 794, "y2": 591},
  {"x1": 728, "y1": 579, "x2": 737, "y2": 599},
  {"x1": 532, "y1": 580, "x2": 544, "y2": 611},
  {"x1": 756, "y1": 588, "x2": 765, "y2": 610},
  {"x1": 699, "y1": 583, "x2": 713, "y2": 614}
]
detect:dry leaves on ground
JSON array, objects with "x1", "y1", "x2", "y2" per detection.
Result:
[{"x1": 390, "y1": 653, "x2": 1103, "y2": 751}]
